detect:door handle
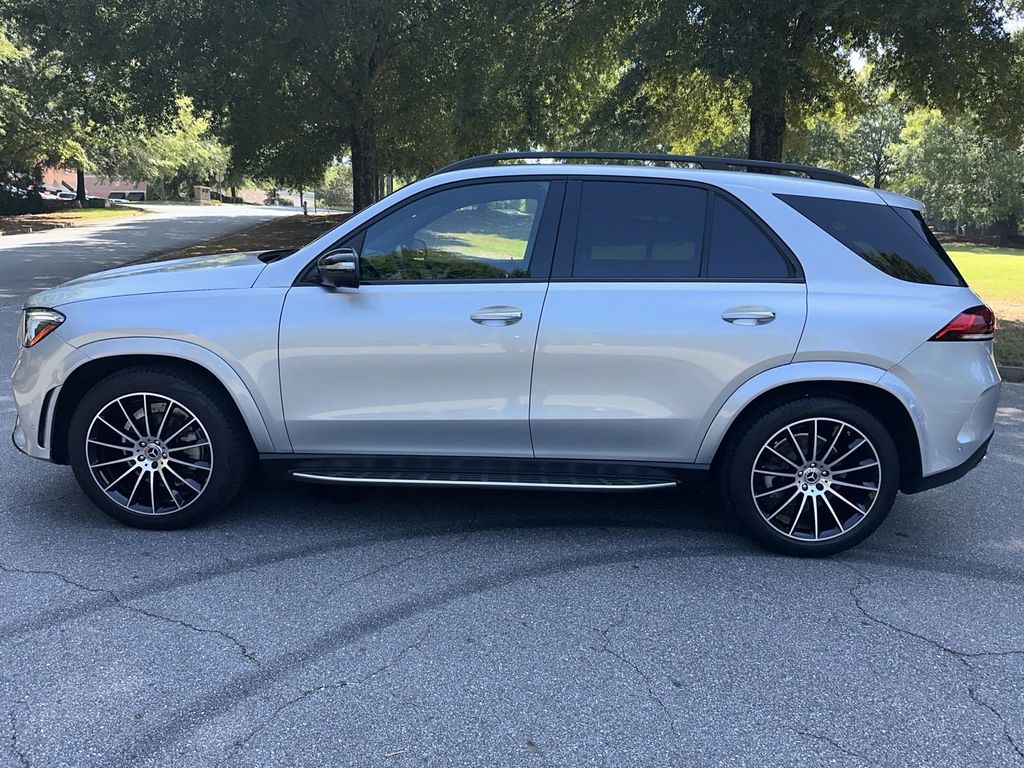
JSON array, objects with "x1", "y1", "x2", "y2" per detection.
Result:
[
  {"x1": 471, "y1": 306, "x2": 523, "y2": 326},
  {"x1": 721, "y1": 307, "x2": 776, "y2": 326}
]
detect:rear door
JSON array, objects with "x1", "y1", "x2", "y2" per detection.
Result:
[{"x1": 529, "y1": 178, "x2": 807, "y2": 463}]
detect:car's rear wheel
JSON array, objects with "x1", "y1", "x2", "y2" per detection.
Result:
[
  {"x1": 720, "y1": 396, "x2": 900, "y2": 556},
  {"x1": 68, "y1": 367, "x2": 252, "y2": 529}
]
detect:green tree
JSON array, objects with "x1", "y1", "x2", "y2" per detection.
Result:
[
  {"x1": 94, "y1": 98, "x2": 230, "y2": 199},
  {"x1": 15, "y1": 0, "x2": 627, "y2": 210},
  {"x1": 315, "y1": 163, "x2": 354, "y2": 212},
  {"x1": 787, "y1": 79, "x2": 905, "y2": 188},
  {"x1": 604, "y1": 1, "x2": 1022, "y2": 161},
  {"x1": 896, "y1": 109, "x2": 1024, "y2": 239},
  {"x1": 0, "y1": 24, "x2": 86, "y2": 208},
  {"x1": 576, "y1": 68, "x2": 748, "y2": 154}
]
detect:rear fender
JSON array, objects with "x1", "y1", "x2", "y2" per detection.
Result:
[{"x1": 695, "y1": 361, "x2": 924, "y2": 465}]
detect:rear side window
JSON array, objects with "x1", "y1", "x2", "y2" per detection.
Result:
[
  {"x1": 707, "y1": 196, "x2": 796, "y2": 279},
  {"x1": 778, "y1": 194, "x2": 965, "y2": 286},
  {"x1": 572, "y1": 181, "x2": 707, "y2": 278}
]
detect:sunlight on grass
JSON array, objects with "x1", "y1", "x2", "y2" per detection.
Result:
[
  {"x1": 947, "y1": 245, "x2": 1024, "y2": 305},
  {"x1": 947, "y1": 244, "x2": 1024, "y2": 366},
  {"x1": 0, "y1": 208, "x2": 147, "y2": 227},
  {"x1": 34, "y1": 207, "x2": 146, "y2": 222},
  {"x1": 434, "y1": 230, "x2": 528, "y2": 260}
]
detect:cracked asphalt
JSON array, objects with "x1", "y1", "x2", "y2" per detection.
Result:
[{"x1": 2, "y1": 213, "x2": 1024, "y2": 767}]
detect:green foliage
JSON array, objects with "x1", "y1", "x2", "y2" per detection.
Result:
[
  {"x1": 583, "y1": 0, "x2": 1023, "y2": 160},
  {"x1": 895, "y1": 109, "x2": 1024, "y2": 232},
  {"x1": 577, "y1": 67, "x2": 748, "y2": 153},
  {"x1": 94, "y1": 98, "x2": 230, "y2": 198},
  {"x1": 5, "y1": 0, "x2": 1024, "y2": 220},
  {"x1": 315, "y1": 164, "x2": 353, "y2": 211},
  {"x1": 786, "y1": 78, "x2": 906, "y2": 188},
  {"x1": 0, "y1": 24, "x2": 86, "y2": 182}
]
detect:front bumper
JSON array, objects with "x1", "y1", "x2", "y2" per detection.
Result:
[
  {"x1": 12, "y1": 415, "x2": 29, "y2": 455},
  {"x1": 10, "y1": 333, "x2": 88, "y2": 462}
]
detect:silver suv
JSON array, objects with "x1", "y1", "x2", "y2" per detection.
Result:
[{"x1": 11, "y1": 152, "x2": 1000, "y2": 555}]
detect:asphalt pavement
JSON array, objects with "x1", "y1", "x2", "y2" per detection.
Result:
[
  {"x1": 0, "y1": 203, "x2": 294, "y2": 313},
  {"x1": 1, "y1": 210, "x2": 1023, "y2": 767}
]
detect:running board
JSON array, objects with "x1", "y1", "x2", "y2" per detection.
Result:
[{"x1": 290, "y1": 470, "x2": 677, "y2": 491}]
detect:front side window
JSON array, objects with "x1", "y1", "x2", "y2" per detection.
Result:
[
  {"x1": 572, "y1": 181, "x2": 707, "y2": 278},
  {"x1": 360, "y1": 181, "x2": 549, "y2": 280},
  {"x1": 778, "y1": 194, "x2": 965, "y2": 286}
]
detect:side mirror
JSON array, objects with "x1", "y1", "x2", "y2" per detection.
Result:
[{"x1": 317, "y1": 248, "x2": 360, "y2": 288}]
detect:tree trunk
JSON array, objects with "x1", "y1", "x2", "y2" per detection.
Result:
[
  {"x1": 747, "y1": 76, "x2": 786, "y2": 162},
  {"x1": 75, "y1": 167, "x2": 86, "y2": 204},
  {"x1": 351, "y1": 109, "x2": 378, "y2": 212}
]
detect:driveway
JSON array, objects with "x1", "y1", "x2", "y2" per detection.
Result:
[
  {"x1": 0, "y1": 204, "x2": 294, "y2": 312},
  {"x1": 1, "y1": 218, "x2": 1023, "y2": 767}
]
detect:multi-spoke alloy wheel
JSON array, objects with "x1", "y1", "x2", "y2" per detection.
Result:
[
  {"x1": 69, "y1": 367, "x2": 251, "y2": 529},
  {"x1": 86, "y1": 393, "x2": 213, "y2": 515},
  {"x1": 721, "y1": 396, "x2": 899, "y2": 556},
  {"x1": 750, "y1": 418, "x2": 881, "y2": 542}
]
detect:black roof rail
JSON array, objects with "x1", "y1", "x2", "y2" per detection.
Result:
[{"x1": 430, "y1": 151, "x2": 867, "y2": 187}]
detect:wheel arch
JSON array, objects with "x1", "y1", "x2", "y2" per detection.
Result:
[
  {"x1": 49, "y1": 342, "x2": 277, "y2": 464},
  {"x1": 698, "y1": 364, "x2": 924, "y2": 493}
]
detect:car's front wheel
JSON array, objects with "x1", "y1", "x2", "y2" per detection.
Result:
[
  {"x1": 68, "y1": 366, "x2": 252, "y2": 529},
  {"x1": 720, "y1": 396, "x2": 900, "y2": 556}
]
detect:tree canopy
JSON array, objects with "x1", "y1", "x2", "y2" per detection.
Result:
[
  {"x1": 590, "y1": 0, "x2": 1023, "y2": 162},
  {"x1": 4, "y1": 0, "x2": 1024, "y2": 214}
]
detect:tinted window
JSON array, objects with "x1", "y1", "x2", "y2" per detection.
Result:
[
  {"x1": 360, "y1": 181, "x2": 548, "y2": 280},
  {"x1": 708, "y1": 196, "x2": 795, "y2": 279},
  {"x1": 573, "y1": 181, "x2": 707, "y2": 278},
  {"x1": 778, "y1": 194, "x2": 965, "y2": 286}
]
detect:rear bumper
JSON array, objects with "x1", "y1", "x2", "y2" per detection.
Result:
[
  {"x1": 880, "y1": 340, "x2": 1000, "y2": 479},
  {"x1": 903, "y1": 432, "x2": 991, "y2": 494}
]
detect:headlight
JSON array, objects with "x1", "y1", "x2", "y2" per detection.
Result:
[{"x1": 20, "y1": 308, "x2": 65, "y2": 348}]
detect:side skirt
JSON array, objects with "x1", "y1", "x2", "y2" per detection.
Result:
[{"x1": 259, "y1": 453, "x2": 711, "y2": 491}]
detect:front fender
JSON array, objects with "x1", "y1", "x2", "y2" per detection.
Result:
[
  {"x1": 694, "y1": 361, "x2": 925, "y2": 466},
  {"x1": 73, "y1": 337, "x2": 282, "y2": 452}
]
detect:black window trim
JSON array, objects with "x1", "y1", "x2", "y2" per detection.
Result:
[
  {"x1": 549, "y1": 176, "x2": 804, "y2": 283},
  {"x1": 296, "y1": 176, "x2": 567, "y2": 286}
]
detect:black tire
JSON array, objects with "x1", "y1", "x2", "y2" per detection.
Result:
[
  {"x1": 68, "y1": 366, "x2": 253, "y2": 529},
  {"x1": 719, "y1": 396, "x2": 900, "y2": 556}
]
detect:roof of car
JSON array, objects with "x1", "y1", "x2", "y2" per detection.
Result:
[
  {"x1": 431, "y1": 162, "x2": 917, "y2": 207},
  {"x1": 424, "y1": 151, "x2": 920, "y2": 208}
]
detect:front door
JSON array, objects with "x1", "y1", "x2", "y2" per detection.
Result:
[{"x1": 279, "y1": 178, "x2": 563, "y2": 457}]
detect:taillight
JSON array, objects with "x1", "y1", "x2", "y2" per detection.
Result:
[{"x1": 930, "y1": 305, "x2": 996, "y2": 341}]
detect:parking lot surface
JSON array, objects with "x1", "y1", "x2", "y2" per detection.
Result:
[{"x1": 2, "y1": 216, "x2": 1023, "y2": 767}]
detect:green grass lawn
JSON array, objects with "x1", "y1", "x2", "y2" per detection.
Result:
[
  {"x1": 0, "y1": 206, "x2": 147, "y2": 235},
  {"x1": 8, "y1": 207, "x2": 145, "y2": 224},
  {"x1": 946, "y1": 244, "x2": 1024, "y2": 367},
  {"x1": 435, "y1": 230, "x2": 529, "y2": 260},
  {"x1": 42, "y1": 207, "x2": 147, "y2": 221}
]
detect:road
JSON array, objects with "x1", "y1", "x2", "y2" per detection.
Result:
[
  {"x1": 0, "y1": 204, "x2": 294, "y2": 312},
  {"x1": 1, "y1": 212, "x2": 1023, "y2": 767}
]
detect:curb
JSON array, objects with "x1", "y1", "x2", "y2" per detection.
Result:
[
  {"x1": 999, "y1": 365, "x2": 1024, "y2": 383},
  {"x1": 0, "y1": 221, "x2": 73, "y2": 236}
]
